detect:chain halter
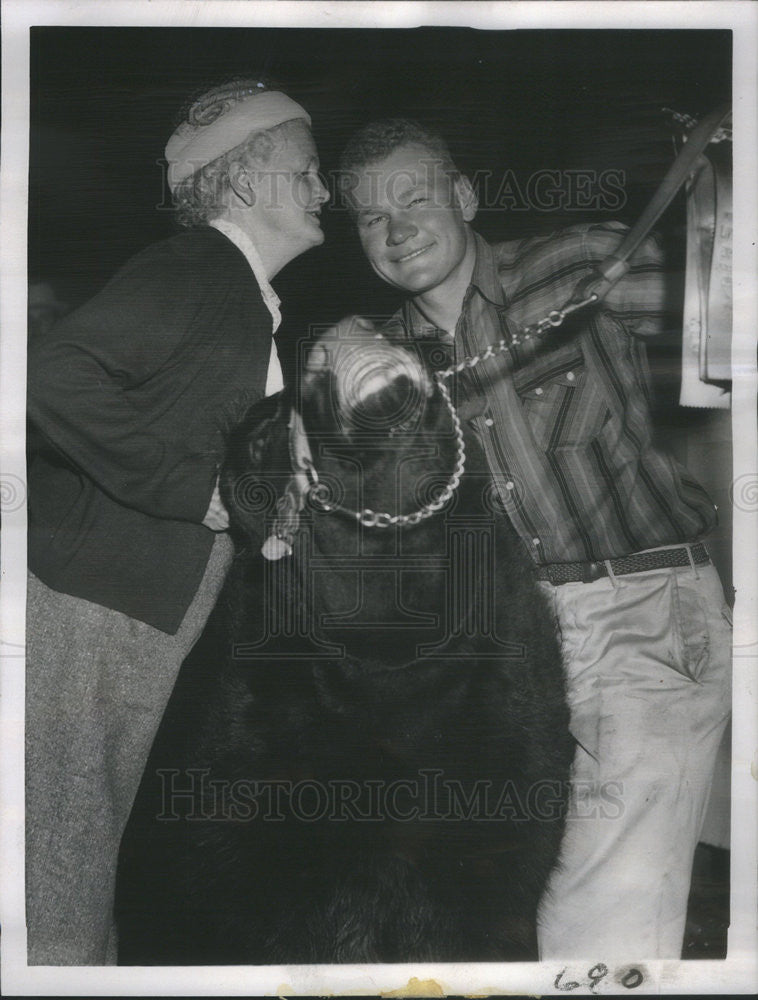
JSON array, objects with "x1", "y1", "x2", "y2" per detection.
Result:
[{"x1": 306, "y1": 372, "x2": 466, "y2": 528}]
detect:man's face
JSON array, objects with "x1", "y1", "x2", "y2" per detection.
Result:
[
  {"x1": 348, "y1": 143, "x2": 476, "y2": 296},
  {"x1": 252, "y1": 120, "x2": 329, "y2": 257}
]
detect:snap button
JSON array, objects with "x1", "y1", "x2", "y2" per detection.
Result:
[
  {"x1": 566, "y1": 371, "x2": 575, "y2": 381},
  {"x1": 506, "y1": 481, "x2": 515, "y2": 491},
  {"x1": 532, "y1": 537, "x2": 541, "y2": 546},
  {"x1": 534, "y1": 387, "x2": 544, "y2": 396},
  {"x1": 484, "y1": 417, "x2": 494, "y2": 427}
]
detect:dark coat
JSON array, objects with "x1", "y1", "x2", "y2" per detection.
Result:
[{"x1": 28, "y1": 226, "x2": 273, "y2": 633}]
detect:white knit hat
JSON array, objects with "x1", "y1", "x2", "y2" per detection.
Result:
[{"x1": 165, "y1": 90, "x2": 311, "y2": 192}]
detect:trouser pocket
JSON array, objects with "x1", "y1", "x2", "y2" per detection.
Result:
[{"x1": 670, "y1": 571, "x2": 711, "y2": 682}]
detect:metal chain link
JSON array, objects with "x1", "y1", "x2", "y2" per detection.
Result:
[
  {"x1": 434, "y1": 292, "x2": 599, "y2": 382},
  {"x1": 307, "y1": 374, "x2": 466, "y2": 528}
]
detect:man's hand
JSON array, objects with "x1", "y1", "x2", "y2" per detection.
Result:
[{"x1": 202, "y1": 479, "x2": 229, "y2": 531}]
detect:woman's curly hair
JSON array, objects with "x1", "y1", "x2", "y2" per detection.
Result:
[{"x1": 171, "y1": 76, "x2": 300, "y2": 229}]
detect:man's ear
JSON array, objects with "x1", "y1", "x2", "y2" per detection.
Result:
[
  {"x1": 228, "y1": 162, "x2": 256, "y2": 208},
  {"x1": 453, "y1": 174, "x2": 478, "y2": 223}
]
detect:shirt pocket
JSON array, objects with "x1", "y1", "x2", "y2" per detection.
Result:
[{"x1": 514, "y1": 362, "x2": 611, "y2": 451}]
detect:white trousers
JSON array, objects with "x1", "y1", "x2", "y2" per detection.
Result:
[{"x1": 536, "y1": 557, "x2": 732, "y2": 961}]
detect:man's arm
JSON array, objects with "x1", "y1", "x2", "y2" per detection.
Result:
[
  {"x1": 581, "y1": 222, "x2": 682, "y2": 337},
  {"x1": 499, "y1": 221, "x2": 681, "y2": 340}
]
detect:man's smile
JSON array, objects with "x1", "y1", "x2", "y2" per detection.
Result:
[{"x1": 394, "y1": 243, "x2": 434, "y2": 263}]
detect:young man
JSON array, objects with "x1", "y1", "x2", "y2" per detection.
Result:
[
  {"x1": 337, "y1": 119, "x2": 732, "y2": 960},
  {"x1": 26, "y1": 78, "x2": 329, "y2": 965}
]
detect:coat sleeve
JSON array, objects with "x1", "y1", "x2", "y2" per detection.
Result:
[{"x1": 27, "y1": 242, "x2": 228, "y2": 523}]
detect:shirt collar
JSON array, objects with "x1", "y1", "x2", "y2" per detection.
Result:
[
  {"x1": 468, "y1": 231, "x2": 506, "y2": 307},
  {"x1": 404, "y1": 230, "x2": 504, "y2": 338},
  {"x1": 209, "y1": 218, "x2": 281, "y2": 333}
]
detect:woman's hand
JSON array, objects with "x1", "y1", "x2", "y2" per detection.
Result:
[{"x1": 202, "y1": 478, "x2": 229, "y2": 531}]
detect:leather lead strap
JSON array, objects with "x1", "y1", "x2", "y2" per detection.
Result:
[{"x1": 568, "y1": 104, "x2": 732, "y2": 307}]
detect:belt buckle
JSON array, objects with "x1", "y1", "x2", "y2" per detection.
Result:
[{"x1": 582, "y1": 561, "x2": 605, "y2": 583}]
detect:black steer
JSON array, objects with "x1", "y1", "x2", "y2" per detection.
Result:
[{"x1": 117, "y1": 324, "x2": 572, "y2": 964}]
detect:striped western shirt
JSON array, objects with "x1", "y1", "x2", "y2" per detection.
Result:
[{"x1": 392, "y1": 224, "x2": 717, "y2": 566}]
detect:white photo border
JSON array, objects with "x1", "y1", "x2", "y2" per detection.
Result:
[{"x1": 2, "y1": 1, "x2": 756, "y2": 995}]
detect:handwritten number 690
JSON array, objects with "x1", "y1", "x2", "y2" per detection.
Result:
[{"x1": 554, "y1": 962, "x2": 642, "y2": 992}]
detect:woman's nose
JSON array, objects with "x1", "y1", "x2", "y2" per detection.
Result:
[{"x1": 315, "y1": 174, "x2": 330, "y2": 204}]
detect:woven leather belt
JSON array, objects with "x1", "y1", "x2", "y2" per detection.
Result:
[{"x1": 536, "y1": 543, "x2": 710, "y2": 585}]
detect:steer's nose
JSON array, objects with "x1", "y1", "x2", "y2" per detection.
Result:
[{"x1": 337, "y1": 342, "x2": 430, "y2": 431}]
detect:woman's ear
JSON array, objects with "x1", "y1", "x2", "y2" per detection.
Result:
[
  {"x1": 228, "y1": 161, "x2": 256, "y2": 208},
  {"x1": 454, "y1": 174, "x2": 478, "y2": 223}
]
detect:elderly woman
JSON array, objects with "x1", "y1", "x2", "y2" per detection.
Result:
[{"x1": 25, "y1": 78, "x2": 328, "y2": 965}]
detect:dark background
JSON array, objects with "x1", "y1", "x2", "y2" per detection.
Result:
[{"x1": 30, "y1": 26, "x2": 731, "y2": 366}]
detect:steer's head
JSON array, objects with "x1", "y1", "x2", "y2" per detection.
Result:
[{"x1": 302, "y1": 316, "x2": 432, "y2": 440}]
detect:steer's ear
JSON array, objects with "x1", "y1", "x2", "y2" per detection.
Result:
[
  {"x1": 227, "y1": 391, "x2": 288, "y2": 473},
  {"x1": 221, "y1": 390, "x2": 293, "y2": 542}
]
